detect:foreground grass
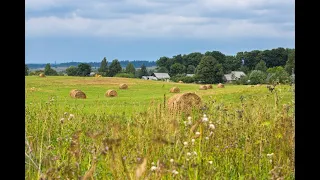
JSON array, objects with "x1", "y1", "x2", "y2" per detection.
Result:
[{"x1": 25, "y1": 76, "x2": 294, "y2": 179}]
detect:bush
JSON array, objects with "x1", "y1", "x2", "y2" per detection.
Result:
[
  {"x1": 114, "y1": 73, "x2": 135, "y2": 78},
  {"x1": 233, "y1": 75, "x2": 249, "y2": 85},
  {"x1": 248, "y1": 70, "x2": 267, "y2": 85},
  {"x1": 266, "y1": 66, "x2": 290, "y2": 84}
]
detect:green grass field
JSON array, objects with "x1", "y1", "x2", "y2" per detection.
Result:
[{"x1": 25, "y1": 76, "x2": 295, "y2": 179}]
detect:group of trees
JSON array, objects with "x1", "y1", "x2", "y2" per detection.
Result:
[
  {"x1": 155, "y1": 47, "x2": 295, "y2": 84},
  {"x1": 25, "y1": 47, "x2": 295, "y2": 85}
]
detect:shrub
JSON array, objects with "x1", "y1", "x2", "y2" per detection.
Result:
[
  {"x1": 114, "y1": 73, "x2": 135, "y2": 78},
  {"x1": 248, "y1": 70, "x2": 267, "y2": 85}
]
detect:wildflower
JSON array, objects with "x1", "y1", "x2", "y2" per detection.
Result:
[
  {"x1": 193, "y1": 151, "x2": 197, "y2": 156},
  {"x1": 195, "y1": 132, "x2": 200, "y2": 135},
  {"x1": 202, "y1": 115, "x2": 208, "y2": 122},
  {"x1": 68, "y1": 114, "x2": 74, "y2": 120},
  {"x1": 150, "y1": 166, "x2": 157, "y2": 171},
  {"x1": 188, "y1": 116, "x2": 192, "y2": 121},
  {"x1": 209, "y1": 131, "x2": 214, "y2": 136},
  {"x1": 183, "y1": 142, "x2": 188, "y2": 146},
  {"x1": 267, "y1": 153, "x2": 274, "y2": 158},
  {"x1": 170, "y1": 159, "x2": 174, "y2": 163},
  {"x1": 64, "y1": 112, "x2": 68, "y2": 116},
  {"x1": 187, "y1": 152, "x2": 191, "y2": 156},
  {"x1": 209, "y1": 124, "x2": 215, "y2": 130},
  {"x1": 186, "y1": 158, "x2": 190, "y2": 161},
  {"x1": 151, "y1": 162, "x2": 155, "y2": 165},
  {"x1": 188, "y1": 119, "x2": 192, "y2": 125},
  {"x1": 208, "y1": 161, "x2": 213, "y2": 164},
  {"x1": 205, "y1": 137, "x2": 209, "y2": 140},
  {"x1": 191, "y1": 139, "x2": 195, "y2": 144},
  {"x1": 183, "y1": 121, "x2": 187, "y2": 126},
  {"x1": 172, "y1": 170, "x2": 179, "y2": 175},
  {"x1": 203, "y1": 114, "x2": 207, "y2": 117},
  {"x1": 60, "y1": 118, "x2": 65, "y2": 123}
]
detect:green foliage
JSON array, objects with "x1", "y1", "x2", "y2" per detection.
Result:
[
  {"x1": 66, "y1": 66, "x2": 78, "y2": 76},
  {"x1": 114, "y1": 73, "x2": 135, "y2": 78},
  {"x1": 224, "y1": 56, "x2": 241, "y2": 73},
  {"x1": 195, "y1": 56, "x2": 224, "y2": 84},
  {"x1": 248, "y1": 70, "x2": 267, "y2": 84},
  {"x1": 172, "y1": 75, "x2": 195, "y2": 83},
  {"x1": 44, "y1": 63, "x2": 58, "y2": 76},
  {"x1": 139, "y1": 64, "x2": 148, "y2": 78},
  {"x1": 233, "y1": 75, "x2": 249, "y2": 85},
  {"x1": 285, "y1": 49, "x2": 295, "y2": 74},
  {"x1": 98, "y1": 57, "x2": 108, "y2": 75},
  {"x1": 239, "y1": 66, "x2": 250, "y2": 74},
  {"x1": 77, "y1": 63, "x2": 92, "y2": 76},
  {"x1": 156, "y1": 66, "x2": 169, "y2": 73},
  {"x1": 266, "y1": 66, "x2": 290, "y2": 84},
  {"x1": 125, "y1": 62, "x2": 136, "y2": 74},
  {"x1": 108, "y1": 59, "x2": 122, "y2": 77},
  {"x1": 255, "y1": 60, "x2": 267, "y2": 72},
  {"x1": 170, "y1": 63, "x2": 185, "y2": 76},
  {"x1": 204, "y1": 50, "x2": 226, "y2": 64},
  {"x1": 186, "y1": 65, "x2": 196, "y2": 74},
  {"x1": 25, "y1": 64, "x2": 29, "y2": 76}
]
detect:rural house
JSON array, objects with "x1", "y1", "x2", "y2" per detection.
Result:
[
  {"x1": 151, "y1": 73, "x2": 171, "y2": 80},
  {"x1": 141, "y1": 76, "x2": 158, "y2": 80},
  {"x1": 223, "y1": 71, "x2": 246, "y2": 83}
]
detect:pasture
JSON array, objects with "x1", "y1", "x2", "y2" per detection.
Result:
[{"x1": 25, "y1": 76, "x2": 295, "y2": 179}]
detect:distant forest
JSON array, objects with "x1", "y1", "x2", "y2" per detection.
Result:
[{"x1": 27, "y1": 60, "x2": 157, "y2": 69}]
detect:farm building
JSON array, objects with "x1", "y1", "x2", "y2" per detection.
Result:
[
  {"x1": 223, "y1": 71, "x2": 246, "y2": 83},
  {"x1": 142, "y1": 76, "x2": 158, "y2": 80},
  {"x1": 151, "y1": 73, "x2": 171, "y2": 80},
  {"x1": 186, "y1": 74, "x2": 195, "y2": 77},
  {"x1": 89, "y1": 72, "x2": 96, "y2": 76}
]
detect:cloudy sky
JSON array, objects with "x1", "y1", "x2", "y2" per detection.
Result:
[{"x1": 25, "y1": 0, "x2": 295, "y2": 64}]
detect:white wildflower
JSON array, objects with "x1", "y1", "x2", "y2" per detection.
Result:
[
  {"x1": 188, "y1": 116, "x2": 192, "y2": 121},
  {"x1": 183, "y1": 142, "x2": 188, "y2": 146},
  {"x1": 191, "y1": 139, "x2": 195, "y2": 144},
  {"x1": 151, "y1": 162, "x2": 155, "y2": 165},
  {"x1": 186, "y1": 158, "x2": 189, "y2": 161},
  {"x1": 68, "y1": 114, "x2": 74, "y2": 120},
  {"x1": 202, "y1": 117, "x2": 208, "y2": 122},
  {"x1": 267, "y1": 153, "x2": 274, "y2": 158},
  {"x1": 187, "y1": 152, "x2": 191, "y2": 156},
  {"x1": 193, "y1": 151, "x2": 197, "y2": 156},
  {"x1": 195, "y1": 132, "x2": 200, "y2": 135},
  {"x1": 205, "y1": 137, "x2": 209, "y2": 140},
  {"x1": 208, "y1": 161, "x2": 213, "y2": 164},
  {"x1": 170, "y1": 159, "x2": 174, "y2": 163},
  {"x1": 203, "y1": 114, "x2": 207, "y2": 117},
  {"x1": 188, "y1": 119, "x2": 192, "y2": 125},
  {"x1": 183, "y1": 121, "x2": 187, "y2": 126},
  {"x1": 172, "y1": 170, "x2": 179, "y2": 175},
  {"x1": 60, "y1": 118, "x2": 65, "y2": 123},
  {"x1": 209, "y1": 124, "x2": 215, "y2": 130},
  {"x1": 209, "y1": 131, "x2": 214, "y2": 136},
  {"x1": 150, "y1": 166, "x2": 157, "y2": 171}
]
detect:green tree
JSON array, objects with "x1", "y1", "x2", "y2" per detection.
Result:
[
  {"x1": 66, "y1": 66, "x2": 78, "y2": 76},
  {"x1": 248, "y1": 70, "x2": 267, "y2": 84},
  {"x1": 255, "y1": 60, "x2": 267, "y2": 72},
  {"x1": 170, "y1": 63, "x2": 185, "y2": 76},
  {"x1": 126, "y1": 62, "x2": 136, "y2": 74},
  {"x1": 224, "y1": 56, "x2": 241, "y2": 73},
  {"x1": 77, "y1": 63, "x2": 92, "y2": 76},
  {"x1": 44, "y1": 63, "x2": 58, "y2": 76},
  {"x1": 98, "y1": 57, "x2": 108, "y2": 76},
  {"x1": 140, "y1": 64, "x2": 148, "y2": 77},
  {"x1": 25, "y1": 64, "x2": 29, "y2": 76},
  {"x1": 156, "y1": 66, "x2": 168, "y2": 73},
  {"x1": 108, "y1": 59, "x2": 122, "y2": 77},
  {"x1": 204, "y1": 51, "x2": 226, "y2": 65},
  {"x1": 186, "y1": 65, "x2": 196, "y2": 74},
  {"x1": 266, "y1": 66, "x2": 290, "y2": 84},
  {"x1": 195, "y1": 56, "x2": 224, "y2": 84},
  {"x1": 285, "y1": 49, "x2": 295, "y2": 74}
]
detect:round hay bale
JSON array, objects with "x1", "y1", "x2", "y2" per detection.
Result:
[
  {"x1": 98, "y1": 75, "x2": 102, "y2": 77},
  {"x1": 119, "y1": 84, "x2": 128, "y2": 89},
  {"x1": 39, "y1": 73, "x2": 45, "y2": 77},
  {"x1": 105, "y1": 90, "x2": 118, "y2": 97},
  {"x1": 217, "y1": 83, "x2": 224, "y2": 88},
  {"x1": 199, "y1": 85, "x2": 207, "y2": 90},
  {"x1": 167, "y1": 93, "x2": 202, "y2": 114},
  {"x1": 170, "y1": 87, "x2": 180, "y2": 93},
  {"x1": 205, "y1": 84, "x2": 213, "y2": 89},
  {"x1": 178, "y1": 80, "x2": 183, "y2": 83},
  {"x1": 70, "y1": 89, "x2": 86, "y2": 99}
]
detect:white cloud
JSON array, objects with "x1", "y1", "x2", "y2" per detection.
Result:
[{"x1": 25, "y1": 0, "x2": 295, "y2": 39}]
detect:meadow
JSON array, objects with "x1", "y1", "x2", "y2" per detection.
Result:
[{"x1": 25, "y1": 76, "x2": 295, "y2": 179}]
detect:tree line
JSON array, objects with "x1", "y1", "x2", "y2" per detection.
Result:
[{"x1": 25, "y1": 47, "x2": 294, "y2": 85}]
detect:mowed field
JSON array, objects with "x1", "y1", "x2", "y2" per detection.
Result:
[{"x1": 25, "y1": 76, "x2": 295, "y2": 179}]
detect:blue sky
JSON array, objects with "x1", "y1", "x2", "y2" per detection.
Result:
[{"x1": 25, "y1": 0, "x2": 295, "y2": 64}]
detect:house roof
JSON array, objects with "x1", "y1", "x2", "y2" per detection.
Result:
[
  {"x1": 186, "y1": 74, "x2": 195, "y2": 77},
  {"x1": 152, "y1": 73, "x2": 170, "y2": 79},
  {"x1": 224, "y1": 71, "x2": 246, "y2": 81},
  {"x1": 142, "y1": 76, "x2": 158, "y2": 80}
]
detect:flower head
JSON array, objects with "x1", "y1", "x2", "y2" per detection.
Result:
[
  {"x1": 150, "y1": 166, "x2": 157, "y2": 171},
  {"x1": 183, "y1": 142, "x2": 188, "y2": 146},
  {"x1": 170, "y1": 159, "x2": 174, "y2": 163},
  {"x1": 209, "y1": 124, "x2": 215, "y2": 130}
]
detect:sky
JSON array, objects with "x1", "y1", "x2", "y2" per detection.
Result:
[{"x1": 25, "y1": 0, "x2": 295, "y2": 64}]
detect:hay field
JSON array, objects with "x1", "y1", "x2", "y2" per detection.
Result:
[{"x1": 25, "y1": 76, "x2": 295, "y2": 179}]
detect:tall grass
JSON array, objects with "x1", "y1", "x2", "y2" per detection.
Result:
[{"x1": 25, "y1": 84, "x2": 294, "y2": 179}]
